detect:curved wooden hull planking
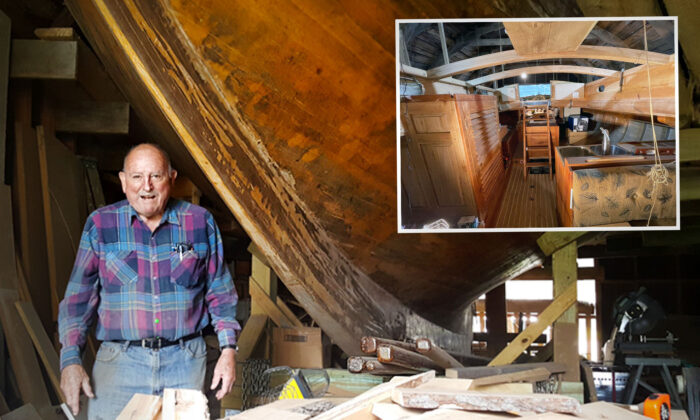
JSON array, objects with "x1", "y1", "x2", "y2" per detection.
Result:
[{"x1": 65, "y1": 0, "x2": 555, "y2": 354}]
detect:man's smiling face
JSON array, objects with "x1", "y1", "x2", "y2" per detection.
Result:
[{"x1": 119, "y1": 144, "x2": 177, "y2": 224}]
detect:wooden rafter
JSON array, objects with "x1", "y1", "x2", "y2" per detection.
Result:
[
  {"x1": 466, "y1": 65, "x2": 616, "y2": 86},
  {"x1": 504, "y1": 21, "x2": 596, "y2": 55},
  {"x1": 426, "y1": 46, "x2": 673, "y2": 79}
]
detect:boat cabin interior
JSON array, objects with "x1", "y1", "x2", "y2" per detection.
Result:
[{"x1": 399, "y1": 20, "x2": 677, "y2": 229}]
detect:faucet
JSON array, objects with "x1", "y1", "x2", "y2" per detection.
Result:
[{"x1": 600, "y1": 127, "x2": 611, "y2": 155}]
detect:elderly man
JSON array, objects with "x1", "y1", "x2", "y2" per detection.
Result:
[{"x1": 58, "y1": 143, "x2": 240, "y2": 419}]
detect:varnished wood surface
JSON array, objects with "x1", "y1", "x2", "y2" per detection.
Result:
[
  {"x1": 65, "y1": 0, "x2": 552, "y2": 349},
  {"x1": 494, "y1": 160, "x2": 558, "y2": 228}
]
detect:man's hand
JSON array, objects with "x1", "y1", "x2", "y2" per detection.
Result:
[
  {"x1": 210, "y1": 348, "x2": 236, "y2": 400},
  {"x1": 60, "y1": 364, "x2": 95, "y2": 415}
]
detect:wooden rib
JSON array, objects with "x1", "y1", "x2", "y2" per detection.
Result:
[
  {"x1": 467, "y1": 65, "x2": 616, "y2": 86},
  {"x1": 427, "y1": 46, "x2": 673, "y2": 79}
]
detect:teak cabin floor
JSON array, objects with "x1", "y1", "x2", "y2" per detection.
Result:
[{"x1": 494, "y1": 136, "x2": 558, "y2": 228}]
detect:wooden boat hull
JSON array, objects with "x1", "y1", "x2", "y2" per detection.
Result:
[{"x1": 65, "y1": 0, "x2": 560, "y2": 354}]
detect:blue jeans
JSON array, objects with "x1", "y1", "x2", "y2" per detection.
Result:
[{"x1": 88, "y1": 337, "x2": 207, "y2": 420}]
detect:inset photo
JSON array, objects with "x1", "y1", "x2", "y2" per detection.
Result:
[{"x1": 397, "y1": 18, "x2": 678, "y2": 232}]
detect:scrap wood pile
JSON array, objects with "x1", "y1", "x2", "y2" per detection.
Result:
[
  {"x1": 224, "y1": 369, "x2": 663, "y2": 419},
  {"x1": 347, "y1": 337, "x2": 464, "y2": 376}
]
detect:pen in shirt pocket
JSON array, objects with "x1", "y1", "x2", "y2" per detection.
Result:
[{"x1": 172, "y1": 242, "x2": 193, "y2": 261}]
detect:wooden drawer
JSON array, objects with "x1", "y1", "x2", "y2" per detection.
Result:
[{"x1": 527, "y1": 133, "x2": 550, "y2": 146}]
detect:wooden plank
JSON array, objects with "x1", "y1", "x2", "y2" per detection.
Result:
[
  {"x1": 446, "y1": 362, "x2": 566, "y2": 379},
  {"x1": 14, "y1": 301, "x2": 64, "y2": 402},
  {"x1": 467, "y1": 65, "x2": 616, "y2": 86},
  {"x1": 488, "y1": 282, "x2": 578, "y2": 366},
  {"x1": 485, "y1": 285, "x2": 507, "y2": 357},
  {"x1": 0, "y1": 185, "x2": 18, "y2": 290},
  {"x1": 415, "y1": 408, "x2": 521, "y2": 419},
  {"x1": 391, "y1": 378, "x2": 581, "y2": 414},
  {"x1": 10, "y1": 40, "x2": 78, "y2": 79},
  {"x1": 471, "y1": 368, "x2": 551, "y2": 387},
  {"x1": 313, "y1": 371, "x2": 435, "y2": 420},
  {"x1": 377, "y1": 345, "x2": 442, "y2": 371},
  {"x1": 1, "y1": 404, "x2": 43, "y2": 420},
  {"x1": 235, "y1": 314, "x2": 267, "y2": 361},
  {"x1": 361, "y1": 337, "x2": 417, "y2": 355},
  {"x1": 552, "y1": 242, "x2": 579, "y2": 382},
  {"x1": 415, "y1": 338, "x2": 463, "y2": 369},
  {"x1": 537, "y1": 232, "x2": 586, "y2": 256},
  {"x1": 162, "y1": 388, "x2": 208, "y2": 420},
  {"x1": 0, "y1": 289, "x2": 52, "y2": 409},
  {"x1": 504, "y1": 21, "x2": 596, "y2": 55},
  {"x1": 371, "y1": 402, "x2": 421, "y2": 419},
  {"x1": 0, "y1": 10, "x2": 9, "y2": 183},
  {"x1": 249, "y1": 277, "x2": 296, "y2": 327},
  {"x1": 427, "y1": 46, "x2": 673, "y2": 79},
  {"x1": 37, "y1": 125, "x2": 88, "y2": 318},
  {"x1": 34, "y1": 27, "x2": 76, "y2": 41},
  {"x1": 116, "y1": 393, "x2": 162, "y2": 420},
  {"x1": 513, "y1": 267, "x2": 603, "y2": 281},
  {"x1": 54, "y1": 101, "x2": 129, "y2": 134}
]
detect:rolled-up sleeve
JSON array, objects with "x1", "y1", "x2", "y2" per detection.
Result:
[
  {"x1": 58, "y1": 214, "x2": 101, "y2": 370},
  {"x1": 203, "y1": 214, "x2": 241, "y2": 347}
]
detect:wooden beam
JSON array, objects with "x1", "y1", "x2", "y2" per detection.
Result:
[
  {"x1": 438, "y1": 23, "x2": 449, "y2": 66},
  {"x1": 235, "y1": 314, "x2": 267, "y2": 362},
  {"x1": 504, "y1": 21, "x2": 596, "y2": 55},
  {"x1": 446, "y1": 362, "x2": 566, "y2": 379},
  {"x1": 470, "y1": 367, "x2": 551, "y2": 387},
  {"x1": 426, "y1": 46, "x2": 673, "y2": 79},
  {"x1": 15, "y1": 301, "x2": 64, "y2": 402},
  {"x1": 361, "y1": 337, "x2": 417, "y2": 354},
  {"x1": 377, "y1": 344, "x2": 442, "y2": 371},
  {"x1": 0, "y1": 290, "x2": 51, "y2": 409},
  {"x1": 485, "y1": 284, "x2": 507, "y2": 357},
  {"x1": 54, "y1": 101, "x2": 129, "y2": 134},
  {"x1": 415, "y1": 338, "x2": 463, "y2": 369},
  {"x1": 249, "y1": 278, "x2": 297, "y2": 328},
  {"x1": 34, "y1": 27, "x2": 76, "y2": 41},
  {"x1": 552, "y1": 61, "x2": 676, "y2": 117},
  {"x1": 488, "y1": 282, "x2": 578, "y2": 366},
  {"x1": 467, "y1": 65, "x2": 616, "y2": 86},
  {"x1": 537, "y1": 232, "x2": 587, "y2": 256},
  {"x1": 10, "y1": 40, "x2": 78, "y2": 79},
  {"x1": 552, "y1": 242, "x2": 579, "y2": 382}
]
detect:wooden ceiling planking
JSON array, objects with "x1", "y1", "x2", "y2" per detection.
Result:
[{"x1": 504, "y1": 21, "x2": 596, "y2": 55}]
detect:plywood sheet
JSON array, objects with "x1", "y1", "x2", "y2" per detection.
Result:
[{"x1": 504, "y1": 22, "x2": 596, "y2": 55}]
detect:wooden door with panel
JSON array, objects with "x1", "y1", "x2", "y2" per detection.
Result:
[{"x1": 400, "y1": 99, "x2": 478, "y2": 228}]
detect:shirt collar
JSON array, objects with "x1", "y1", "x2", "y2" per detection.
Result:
[{"x1": 126, "y1": 199, "x2": 180, "y2": 226}]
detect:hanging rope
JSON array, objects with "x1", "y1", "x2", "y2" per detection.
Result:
[{"x1": 642, "y1": 19, "x2": 670, "y2": 226}]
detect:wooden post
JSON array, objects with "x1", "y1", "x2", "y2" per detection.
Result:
[
  {"x1": 553, "y1": 241, "x2": 580, "y2": 382},
  {"x1": 485, "y1": 284, "x2": 507, "y2": 357}
]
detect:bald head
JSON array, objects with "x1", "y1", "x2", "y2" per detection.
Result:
[{"x1": 123, "y1": 143, "x2": 172, "y2": 173}]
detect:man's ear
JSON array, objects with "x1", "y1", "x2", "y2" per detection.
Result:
[
  {"x1": 170, "y1": 169, "x2": 178, "y2": 186},
  {"x1": 118, "y1": 171, "x2": 127, "y2": 194}
]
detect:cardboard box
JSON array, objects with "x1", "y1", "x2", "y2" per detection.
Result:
[{"x1": 271, "y1": 327, "x2": 323, "y2": 368}]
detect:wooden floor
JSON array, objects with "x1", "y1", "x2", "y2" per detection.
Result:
[{"x1": 494, "y1": 160, "x2": 558, "y2": 228}]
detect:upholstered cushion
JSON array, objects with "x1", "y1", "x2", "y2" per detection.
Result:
[{"x1": 572, "y1": 163, "x2": 676, "y2": 227}]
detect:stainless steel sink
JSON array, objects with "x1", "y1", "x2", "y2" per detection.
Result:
[{"x1": 558, "y1": 144, "x2": 633, "y2": 158}]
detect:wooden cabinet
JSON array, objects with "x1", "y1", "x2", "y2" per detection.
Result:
[{"x1": 400, "y1": 94, "x2": 506, "y2": 227}]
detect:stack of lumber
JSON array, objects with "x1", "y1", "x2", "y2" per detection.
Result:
[
  {"x1": 347, "y1": 337, "x2": 463, "y2": 376},
  {"x1": 221, "y1": 369, "x2": 676, "y2": 420},
  {"x1": 116, "y1": 388, "x2": 209, "y2": 420}
]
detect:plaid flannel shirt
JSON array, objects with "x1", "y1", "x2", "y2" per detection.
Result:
[{"x1": 58, "y1": 199, "x2": 240, "y2": 370}]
